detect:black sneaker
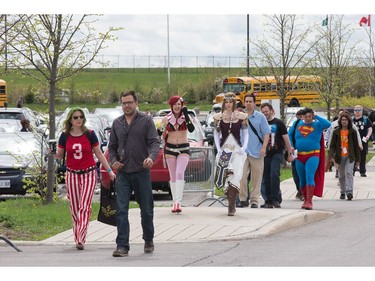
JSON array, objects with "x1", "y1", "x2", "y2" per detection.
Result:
[
  {"x1": 113, "y1": 246, "x2": 128, "y2": 257},
  {"x1": 360, "y1": 173, "x2": 367, "y2": 177},
  {"x1": 347, "y1": 193, "x2": 353, "y2": 201},
  {"x1": 144, "y1": 240, "x2": 154, "y2": 253},
  {"x1": 76, "y1": 243, "x2": 84, "y2": 250},
  {"x1": 236, "y1": 201, "x2": 249, "y2": 208},
  {"x1": 295, "y1": 191, "x2": 303, "y2": 200},
  {"x1": 340, "y1": 194, "x2": 345, "y2": 200},
  {"x1": 250, "y1": 203, "x2": 258, "y2": 208},
  {"x1": 260, "y1": 202, "x2": 273, "y2": 208},
  {"x1": 272, "y1": 201, "x2": 281, "y2": 208}
]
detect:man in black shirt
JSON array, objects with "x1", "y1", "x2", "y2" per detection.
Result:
[
  {"x1": 260, "y1": 103, "x2": 293, "y2": 208},
  {"x1": 352, "y1": 105, "x2": 373, "y2": 177}
]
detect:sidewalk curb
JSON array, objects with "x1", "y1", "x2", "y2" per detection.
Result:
[{"x1": 255, "y1": 210, "x2": 334, "y2": 238}]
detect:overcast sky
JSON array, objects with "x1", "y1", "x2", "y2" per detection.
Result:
[
  {"x1": 5, "y1": 1, "x2": 375, "y2": 67},
  {"x1": 94, "y1": 14, "x2": 372, "y2": 58}
]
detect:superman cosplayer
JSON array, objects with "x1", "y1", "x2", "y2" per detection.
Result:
[{"x1": 288, "y1": 108, "x2": 331, "y2": 210}]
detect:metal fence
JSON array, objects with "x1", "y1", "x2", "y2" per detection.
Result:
[
  {"x1": 184, "y1": 146, "x2": 215, "y2": 194},
  {"x1": 92, "y1": 55, "x2": 246, "y2": 69}
]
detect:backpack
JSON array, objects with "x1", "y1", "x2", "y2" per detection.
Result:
[{"x1": 60, "y1": 130, "x2": 94, "y2": 165}]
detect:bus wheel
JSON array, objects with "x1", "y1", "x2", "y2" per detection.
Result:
[{"x1": 289, "y1": 99, "x2": 300, "y2": 107}]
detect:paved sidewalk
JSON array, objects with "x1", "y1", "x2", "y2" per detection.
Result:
[{"x1": 36, "y1": 156, "x2": 375, "y2": 246}]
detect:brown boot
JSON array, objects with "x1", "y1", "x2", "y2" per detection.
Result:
[
  {"x1": 305, "y1": 185, "x2": 315, "y2": 210},
  {"x1": 301, "y1": 187, "x2": 307, "y2": 209},
  {"x1": 227, "y1": 184, "x2": 239, "y2": 216}
]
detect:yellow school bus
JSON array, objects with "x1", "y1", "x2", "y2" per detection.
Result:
[
  {"x1": 0, "y1": 79, "x2": 7, "y2": 107},
  {"x1": 213, "y1": 75, "x2": 322, "y2": 107}
]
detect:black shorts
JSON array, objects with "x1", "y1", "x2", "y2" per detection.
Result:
[{"x1": 165, "y1": 143, "x2": 190, "y2": 157}]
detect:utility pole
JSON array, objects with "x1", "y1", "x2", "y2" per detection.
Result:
[
  {"x1": 167, "y1": 14, "x2": 170, "y2": 95},
  {"x1": 246, "y1": 14, "x2": 250, "y2": 76}
]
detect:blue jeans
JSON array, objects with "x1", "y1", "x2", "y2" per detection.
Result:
[
  {"x1": 115, "y1": 169, "x2": 154, "y2": 250},
  {"x1": 262, "y1": 151, "x2": 283, "y2": 203}
]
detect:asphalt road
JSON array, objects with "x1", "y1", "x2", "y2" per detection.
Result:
[{"x1": 2, "y1": 199, "x2": 375, "y2": 268}]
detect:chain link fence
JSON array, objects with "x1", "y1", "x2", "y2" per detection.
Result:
[{"x1": 92, "y1": 55, "x2": 247, "y2": 70}]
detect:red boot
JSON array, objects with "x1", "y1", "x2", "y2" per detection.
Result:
[
  {"x1": 305, "y1": 185, "x2": 315, "y2": 210},
  {"x1": 301, "y1": 187, "x2": 307, "y2": 209}
]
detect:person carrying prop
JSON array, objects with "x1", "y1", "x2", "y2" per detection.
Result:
[{"x1": 213, "y1": 92, "x2": 248, "y2": 216}]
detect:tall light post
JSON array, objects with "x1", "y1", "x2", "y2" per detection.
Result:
[
  {"x1": 246, "y1": 14, "x2": 250, "y2": 76},
  {"x1": 167, "y1": 14, "x2": 170, "y2": 95}
]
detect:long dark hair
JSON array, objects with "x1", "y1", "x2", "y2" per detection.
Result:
[{"x1": 338, "y1": 112, "x2": 353, "y2": 130}]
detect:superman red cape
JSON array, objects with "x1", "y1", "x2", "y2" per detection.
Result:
[{"x1": 313, "y1": 133, "x2": 325, "y2": 197}]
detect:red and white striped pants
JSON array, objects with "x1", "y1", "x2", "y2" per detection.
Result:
[{"x1": 66, "y1": 168, "x2": 97, "y2": 245}]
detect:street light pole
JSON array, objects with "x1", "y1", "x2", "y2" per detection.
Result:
[
  {"x1": 167, "y1": 14, "x2": 170, "y2": 95},
  {"x1": 246, "y1": 14, "x2": 250, "y2": 76}
]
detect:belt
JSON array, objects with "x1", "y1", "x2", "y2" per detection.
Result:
[
  {"x1": 66, "y1": 166, "x2": 96, "y2": 174},
  {"x1": 165, "y1": 147, "x2": 189, "y2": 154},
  {"x1": 298, "y1": 150, "x2": 320, "y2": 155}
]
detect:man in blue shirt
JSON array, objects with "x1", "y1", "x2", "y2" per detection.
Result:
[{"x1": 238, "y1": 94, "x2": 270, "y2": 208}]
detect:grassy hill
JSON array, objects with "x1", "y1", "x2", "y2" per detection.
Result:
[
  {"x1": 3, "y1": 68, "x2": 375, "y2": 113},
  {"x1": 2, "y1": 68, "x2": 239, "y2": 111}
]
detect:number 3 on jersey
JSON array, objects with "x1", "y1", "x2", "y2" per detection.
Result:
[{"x1": 72, "y1": 143, "x2": 83, "y2": 159}]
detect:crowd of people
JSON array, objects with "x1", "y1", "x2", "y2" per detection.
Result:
[{"x1": 43, "y1": 89, "x2": 374, "y2": 257}]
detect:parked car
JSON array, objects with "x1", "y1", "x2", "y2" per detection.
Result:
[
  {"x1": 86, "y1": 113, "x2": 110, "y2": 142},
  {"x1": 0, "y1": 132, "x2": 47, "y2": 195},
  {"x1": 99, "y1": 115, "x2": 213, "y2": 193},
  {"x1": 92, "y1": 107, "x2": 123, "y2": 127},
  {"x1": 0, "y1": 119, "x2": 22, "y2": 132},
  {"x1": 157, "y1": 108, "x2": 197, "y2": 117},
  {"x1": 201, "y1": 112, "x2": 215, "y2": 146},
  {"x1": 0, "y1": 107, "x2": 41, "y2": 129}
]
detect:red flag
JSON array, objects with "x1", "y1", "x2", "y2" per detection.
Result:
[{"x1": 359, "y1": 15, "x2": 371, "y2": 27}]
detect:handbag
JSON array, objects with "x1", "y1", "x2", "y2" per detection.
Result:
[{"x1": 97, "y1": 180, "x2": 117, "y2": 226}]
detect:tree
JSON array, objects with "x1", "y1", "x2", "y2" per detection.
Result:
[
  {"x1": 0, "y1": 14, "x2": 29, "y2": 74},
  {"x1": 312, "y1": 15, "x2": 357, "y2": 120},
  {"x1": 7, "y1": 14, "x2": 120, "y2": 203},
  {"x1": 357, "y1": 18, "x2": 375, "y2": 97},
  {"x1": 249, "y1": 14, "x2": 319, "y2": 120}
]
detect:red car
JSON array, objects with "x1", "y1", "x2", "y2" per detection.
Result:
[{"x1": 100, "y1": 115, "x2": 213, "y2": 193}]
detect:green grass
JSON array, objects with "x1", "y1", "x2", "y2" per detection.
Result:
[{"x1": 0, "y1": 197, "x2": 138, "y2": 241}]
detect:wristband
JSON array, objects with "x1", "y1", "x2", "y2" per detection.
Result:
[{"x1": 107, "y1": 168, "x2": 112, "y2": 173}]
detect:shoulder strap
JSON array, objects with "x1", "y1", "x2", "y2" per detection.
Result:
[
  {"x1": 248, "y1": 118, "x2": 263, "y2": 144},
  {"x1": 292, "y1": 119, "x2": 301, "y2": 146},
  {"x1": 85, "y1": 129, "x2": 93, "y2": 147}
]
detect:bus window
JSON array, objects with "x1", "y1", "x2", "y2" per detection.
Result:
[{"x1": 254, "y1": 83, "x2": 260, "y2": 92}]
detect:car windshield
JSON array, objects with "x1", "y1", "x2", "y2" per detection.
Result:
[
  {"x1": 0, "y1": 112, "x2": 24, "y2": 120},
  {"x1": 95, "y1": 109, "x2": 123, "y2": 124}
]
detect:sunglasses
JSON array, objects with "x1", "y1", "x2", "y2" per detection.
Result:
[
  {"x1": 354, "y1": 109, "x2": 362, "y2": 112},
  {"x1": 73, "y1": 115, "x2": 84, "y2": 120}
]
